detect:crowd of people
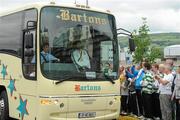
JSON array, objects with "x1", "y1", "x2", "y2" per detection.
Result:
[{"x1": 119, "y1": 59, "x2": 180, "y2": 120}]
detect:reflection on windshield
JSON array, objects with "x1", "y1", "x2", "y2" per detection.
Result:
[{"x1": 40, "y1": 7, "x2": 119, "y2": 80}]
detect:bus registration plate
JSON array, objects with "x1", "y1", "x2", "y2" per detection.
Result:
[{"x1": 78, "y1": 112, "x2": 96, "y2": 118}]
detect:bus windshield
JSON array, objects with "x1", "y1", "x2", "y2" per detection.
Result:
[{"x1": 40, "y1": 7, "x2": 119, "y2": 81}]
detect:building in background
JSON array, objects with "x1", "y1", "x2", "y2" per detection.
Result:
[
  {"x1": 164, "y1": 45, "x2": 180, "y2": 65},
  {"x1": 119, "y1": 47, "x2": 133, "y2": 66}
]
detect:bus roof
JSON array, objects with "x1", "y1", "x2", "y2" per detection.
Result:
[{"x1": 0, "y1": 2, "x2": 113, "y2": 17}]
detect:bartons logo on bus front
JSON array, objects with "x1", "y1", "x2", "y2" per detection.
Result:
[
  {"x1": 57, "y1": 9, "x2": 107, "y2": 25},
  {"x1": 75, "y1": 85, "x2": 101, "y2": 91}
]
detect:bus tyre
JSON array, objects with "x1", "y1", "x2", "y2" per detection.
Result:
[{"x1": 0, "y1": 91, "x2": 9, "y2": 120}]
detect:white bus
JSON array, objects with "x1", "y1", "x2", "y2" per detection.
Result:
[{"x1": 0, "y1": 2, "x2": 120, "y2": 120}]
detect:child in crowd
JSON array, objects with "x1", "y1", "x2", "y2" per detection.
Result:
[{"x1": 119, "y1": 65, "x2": 128, "y2": 115}]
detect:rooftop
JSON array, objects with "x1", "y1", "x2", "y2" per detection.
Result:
[
  {"x1": 165, "y1": 45, "x2": 180, "y2": 48},
  {"x1": 0, "y1": 2, "x2": 112, "y2": 17}
]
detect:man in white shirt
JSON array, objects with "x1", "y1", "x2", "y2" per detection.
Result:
[
  {"x1": 71, "y1": 49, "x2": 90, "y2": 70},
  {"x1": 156, "y1": 65, "x2": 174, "y2": 120},
  {"x1": 165, "y1": 59, "x2": 176, "y2": 75},
  {"x1": 71, "y1": 40, "x2": 91, "y2": 72},
  {"x1": 165, "y1": 59, "x2": 176, "y2": 119}
]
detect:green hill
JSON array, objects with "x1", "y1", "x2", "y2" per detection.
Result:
[{"x1": 118, "y1": 32, "x2": 180, "y2": 48}]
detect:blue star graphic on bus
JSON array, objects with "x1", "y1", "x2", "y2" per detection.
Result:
[
  {"x1": 1, "y1": 64, "x2": 7, "y2": 80},
  {"x1": 7, "y1": 76, "x2": 16, "y2": 96},
  {"x1": 17, "y1": 96, "x2": 29, "y2": 120}
]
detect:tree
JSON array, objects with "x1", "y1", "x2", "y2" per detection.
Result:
[{"x1": 132, "y1": 18, "x2": 161, "y2": 64}]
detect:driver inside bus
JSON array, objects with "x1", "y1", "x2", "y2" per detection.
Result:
[{"x1": 31, "y1": 42, "x2": 60, "y2": 64}]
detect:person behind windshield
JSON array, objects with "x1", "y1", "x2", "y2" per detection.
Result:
[
  {"x1": 70, "y1": 24, "x2": 91, "y2": 71},
  {"x1": 71, "y1": 40, "x2": 90, "y2": 71},
  {"x1": 103, "y1": 62, "x2": 113, "y2": 76},
  {"x1": 31, "y1": 42, "x2": 59, "y2": 64}
]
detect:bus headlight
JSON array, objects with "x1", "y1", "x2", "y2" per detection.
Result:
[
  {"x1": 40, "y1": 99, "x2": 59, "y2": 105},
  {"x1": 40, "y1": 99, "x2": 52, "y2": 105}
]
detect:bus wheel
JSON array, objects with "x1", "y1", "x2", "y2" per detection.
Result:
[{"x1": 0, "y1": 91, "x2": 9, "y2": 120}]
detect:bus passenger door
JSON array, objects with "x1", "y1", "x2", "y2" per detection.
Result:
[{"x1": 17, "y1": 9, "x2": 38, "y2": 120}]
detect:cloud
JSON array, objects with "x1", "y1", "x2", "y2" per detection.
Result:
[
  {"x1": 89, "y1": 0, "x2": 180, "y2": 33},
  {"x1": 0, "y1": 0, "x2": 180, "y2": 33}
]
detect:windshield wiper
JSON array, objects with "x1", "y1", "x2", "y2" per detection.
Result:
[
  {"x1": 104, "y1": 75, "x2": 115, "y2": 84},
  {"x1": 55, "y1": 75, "x2": 116, "y2": 85},
  {"x1": 54, "y1": 76, "x2": 88, "y2": 85},
  {"x1": 55, "y1": 77, "x2": 76, "y2": 85}
]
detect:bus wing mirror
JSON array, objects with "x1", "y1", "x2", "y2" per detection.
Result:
[
  {"x1": 25, "y1": 33, "x2": 33, "y2": 49},
  {"x1": 129, "y1": 37, "x2": 135, "y2": 52},
  {"x1": 27, "y1": 21, "x2": 37, "y2": 30}
]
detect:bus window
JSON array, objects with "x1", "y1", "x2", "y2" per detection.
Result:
[
  {"x1": 0, "y1": 11, "x2": 23, "y2": 57},
  {"x1": 22, "y1": 9, "x2": 37, "y2": 79}
]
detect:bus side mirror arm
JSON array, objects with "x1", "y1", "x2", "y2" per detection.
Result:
[{"x1": 117, "y1": 28, "x2": 136, "y2": 52}]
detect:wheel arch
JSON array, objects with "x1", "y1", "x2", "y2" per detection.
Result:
[
  {"x1": 0, "y1": 85, "x2": 9, "y2": 106},
  {"x1": 0, "y1": 85, "x2": 9, "y2": 105},
  {"x1": 0, "y1": 85, "x2": 9, "y2": 119},
  {"x1": 0, "y1": 85, "x2": 7, "y2": 93}
]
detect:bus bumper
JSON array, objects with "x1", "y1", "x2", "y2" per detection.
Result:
[{"x1": 37, "y1": 95, "x2": 120, "y2": 120}]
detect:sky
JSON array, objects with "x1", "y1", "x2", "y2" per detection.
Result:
[{"x1": 0, "y1": 0, "x2": 180, "y2": 33}]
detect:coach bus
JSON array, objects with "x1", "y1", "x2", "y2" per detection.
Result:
[{"x1": 0, "y1": 2, "x2": 121, "y2": 120}]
